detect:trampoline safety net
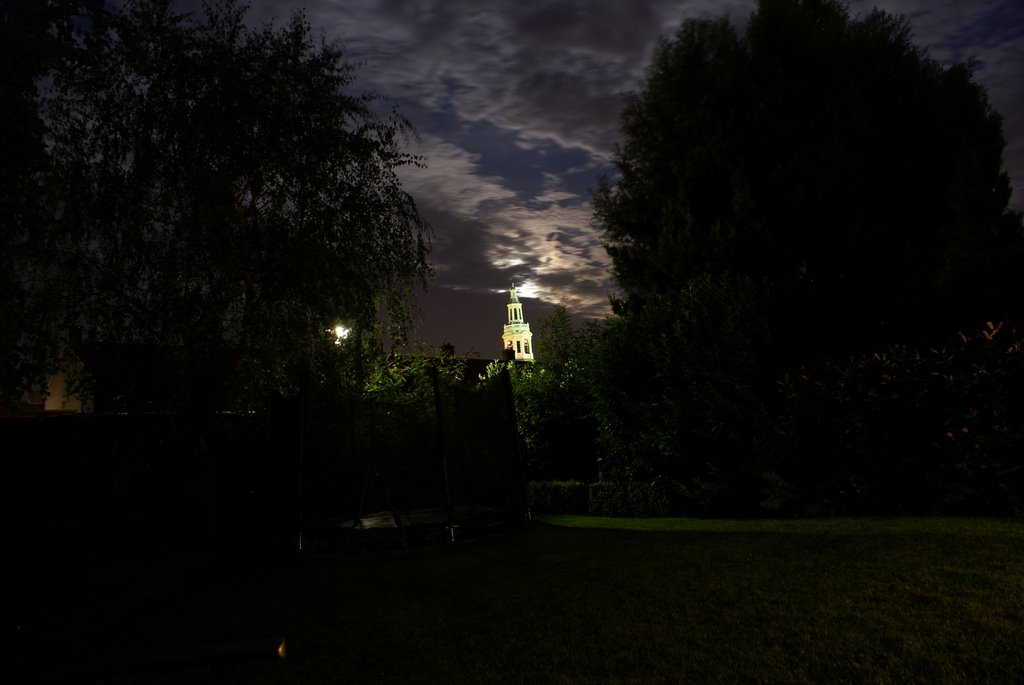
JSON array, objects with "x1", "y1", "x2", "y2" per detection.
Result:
[{"x1": 346, "y1": 368, "x2": 528, "y2": 540}]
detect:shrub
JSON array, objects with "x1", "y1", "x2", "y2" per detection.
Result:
[
  {"x1": 586, "y1": 276, "x2": 770, "y2": 512},
  {"x1": 527, "y1": 480, "x2": 589, "y2": 515},
  {"x1": 765, "y1": 322, "x2": 1024, "y2": 516},
  {"x1": 588, "y1": 478, "x2": 675, "y2": 517}
]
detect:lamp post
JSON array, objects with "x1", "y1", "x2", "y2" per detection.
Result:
[{"x1": 298, "y1": 322, "x2": 351, "y2": 550}]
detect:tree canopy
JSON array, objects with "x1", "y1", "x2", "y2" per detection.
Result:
[
  {"x1": 12, "y1": 0, "x2": 430, "y2": 405},
  {"x1": 593, "y1": 0, "x2": 1023, "y2": 359},
  {"x1": 1, "y1": 0, "x2": 98, "y2": 400}
]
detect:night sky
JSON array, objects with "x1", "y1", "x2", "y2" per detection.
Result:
[{"x1": 194, "y1": 0, "x2": 1023, "y2": 358}]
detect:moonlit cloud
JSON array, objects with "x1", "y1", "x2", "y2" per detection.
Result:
[
  {"x1": 400, "y1": 132, "x2": 611, "y2": 319},
  {"x1": 399, "y1": 137, "x2": 517, "y2": 220}
]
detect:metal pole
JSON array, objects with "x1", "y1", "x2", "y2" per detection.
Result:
[{"x1": 431, "y1": 363, "x2": 457, "y2": 542}]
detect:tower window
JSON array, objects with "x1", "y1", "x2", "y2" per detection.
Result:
[
  {"x1": 516, "y1": 340, "x2": 522, "y2": 354},
  {"x1": 524, "y1": 341, "x2": 530, "y2": 354}
]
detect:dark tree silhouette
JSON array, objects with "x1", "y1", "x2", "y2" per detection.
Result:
[
  {"x1": 0, "y1": 0, "x2": 99, "y2": 399},
  {"x1": 593, "y1": 0, "x2": 1023, "y2": 361},
  {"x1": 30, "y1": 0, "x2": 430, "y2": 407}
]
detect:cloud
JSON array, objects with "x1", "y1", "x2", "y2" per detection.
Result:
[
  {"x1": 401, "y1": 133, "x2": 611, "y2": 314},
  {"x1": 399, "y1": 136, "x2": 517, "y2": 219},
  {"x1": 247, "y1": 0, "x2": 1024, "y2": 214}
]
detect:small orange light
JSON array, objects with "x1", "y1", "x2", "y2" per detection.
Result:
[{"x1": 277, "y1": 639, "x2": 286, "y2": 659}]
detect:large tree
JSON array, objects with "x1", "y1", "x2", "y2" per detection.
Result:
[
  {"x1": 27, "y1": 0, "x2": 432, "y2": 405},
  {"x1": 32, "y1": 0, "x2": 430, "y2": 408},
  {"x1": 1, "y1": 0, "x2": 98, "y2": 400},
  {"x1": 593, "y1": 0, "x2": 1023, "y2": 361}
]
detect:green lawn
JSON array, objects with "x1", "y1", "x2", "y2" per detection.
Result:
[{"x1": 12, "y1": 516, "x2": 1024, "y2": 683}]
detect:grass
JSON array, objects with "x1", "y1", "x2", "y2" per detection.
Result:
[{"x1": 10, "y1": 516, "x2": 1024, "y2": 683}]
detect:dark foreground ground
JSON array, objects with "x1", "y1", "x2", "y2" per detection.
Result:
[{"x1": 9, "y1": 516, "x2": 1024, "y2": 684}]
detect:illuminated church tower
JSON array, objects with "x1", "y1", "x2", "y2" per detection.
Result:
[{"x1": 501, "y1": 282, "x2": 535, "y2": 361}]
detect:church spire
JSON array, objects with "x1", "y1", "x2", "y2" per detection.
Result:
[{"x1": 501, "y1": 281, "x2": 534, "y2": 361}]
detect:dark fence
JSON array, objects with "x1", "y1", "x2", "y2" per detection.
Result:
[{"x1": 2, "y1": 370, "x2": 526, "y2": 554}]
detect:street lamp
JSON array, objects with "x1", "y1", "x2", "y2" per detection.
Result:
[
  {"x1": 329, "y1": 324, "x2": 350, "y2": 345},
  {"x1": 300, "y1": 321, "x2": 351, "y2": 551}
]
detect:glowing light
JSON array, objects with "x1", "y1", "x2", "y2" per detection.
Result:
[{"x1": 328, "y1": 324, "x2": 350, "y2": 344}]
